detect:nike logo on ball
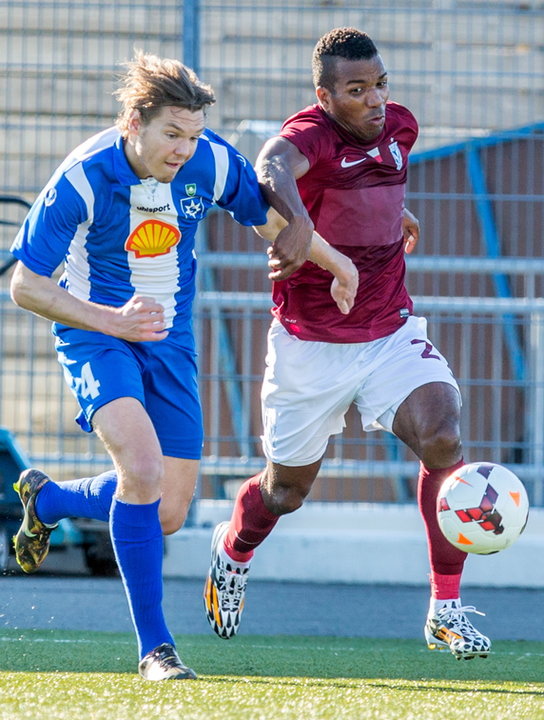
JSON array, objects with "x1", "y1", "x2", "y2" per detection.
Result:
[{"x1": 340, "y1": 157, "x2": 366, "y2": 168}]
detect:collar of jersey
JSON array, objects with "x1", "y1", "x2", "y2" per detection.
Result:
[{"x1": 113, "y1": 133, "x2": 144, "y2": 187}]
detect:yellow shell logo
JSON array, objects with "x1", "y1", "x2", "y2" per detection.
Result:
[{"x1": 125, "y1": 220, "x2": 181, "y2": 258}]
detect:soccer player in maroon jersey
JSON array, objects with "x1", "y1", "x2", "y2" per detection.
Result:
[{"x1": 204, "y1": 27, "x2": 490, "y2": 659}]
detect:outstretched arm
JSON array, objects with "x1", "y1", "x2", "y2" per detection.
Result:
[
  {"x1": 10, "y1": 262, "x2": 169, "y2": 342},
  {"x1": 306, "y1": 230, "x2": 359, "y2": 315},
  {"x1": 255, "y1": 207, "x2": 359, "y2": 315},
  {"x1": 254, "y1": 136, "x2": 314, "y2": 280}
]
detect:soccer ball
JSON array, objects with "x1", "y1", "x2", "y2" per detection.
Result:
[{"x1": 437, "y1": 462, "x2": 529, "y2": 554}]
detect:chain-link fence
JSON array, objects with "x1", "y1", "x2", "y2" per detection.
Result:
[{"x1": 0, "y1": 1, "x2": 543, "y2": 505}]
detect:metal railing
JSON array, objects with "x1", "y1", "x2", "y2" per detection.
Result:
[
  {"x1": 0, "y1": 1, "x2": 542, "y2": 507},
  {"x1": 193, "y1": 286, "x2": 544, "y2": 506}
]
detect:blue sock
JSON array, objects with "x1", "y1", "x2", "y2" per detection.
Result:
[
  {"x1": 35, "y1": 471, "x2": 117, "y2": 525},
  {"x1": 109, "y1": 498, "x2": 173, "y2": 659}
]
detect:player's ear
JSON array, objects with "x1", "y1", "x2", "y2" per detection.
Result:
[
  {"x1": 127, "y1": 109, "x2": 143, "y2": 135},
  {"x1": 316, "y1": 85, "x2": 331, "y2": 110}
]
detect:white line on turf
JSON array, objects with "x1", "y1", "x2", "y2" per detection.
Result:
[{"x1": 0, "y1": 637, "x2": 542, "y2": 657}]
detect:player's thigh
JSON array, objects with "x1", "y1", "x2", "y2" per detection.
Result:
[
  {"x1": 159, "y1": 456, "x2": 200, "y2": 534},
  {"x1": 92, "y1": 397, "x2": 164, "y2": 501},
  {"x1": 142, "y1": 342, "x2": 203, "y2": 460},
  {"x1": 92, "y1": 396, "x2": 162, "y2": 464},
  {"x1": 392, "y1": 381, "x2": 462, "y2": 462},
  {"x1": 95, "y1": 400, "x2": 199, "y2": 531},
  {"x1": 355, "y1": 315, "x2": 460, "y2": 433}
]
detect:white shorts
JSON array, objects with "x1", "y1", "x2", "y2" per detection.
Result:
[{"x1": 261, "y1": 316, "x2": 460, "y2": 467}]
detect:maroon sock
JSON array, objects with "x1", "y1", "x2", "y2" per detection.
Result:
[
  {"x1": 418, "y1": 460, "x2": 467, "y2": 599},
  {"x1": 224, "y1": 475, "x2": 280, "y2": 562}
]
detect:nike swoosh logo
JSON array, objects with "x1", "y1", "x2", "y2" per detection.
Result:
[{"x1": 341, "y1": 157, "x2": 366, "y2": 168}]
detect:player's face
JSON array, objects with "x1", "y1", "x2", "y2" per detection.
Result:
[
  {"x1": 125, "y1": 105, "x2": 206, "y2": 183},
  {"x1": 317, "y1": 55, "x2": 390, "y2": 142}
]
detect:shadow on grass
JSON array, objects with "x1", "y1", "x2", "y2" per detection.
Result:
[
  {"x1": 0, "y1": 630, "x2": 542, "y2": 684},
  {"x1": 207, "y1": 675, "x2": 544, "y2": 697}
]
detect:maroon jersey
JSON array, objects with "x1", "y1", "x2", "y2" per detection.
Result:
[{"x1": 273, "y1": 102, "x2": 419, "y2": 343}]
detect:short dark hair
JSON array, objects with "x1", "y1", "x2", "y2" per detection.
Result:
[
  {"x1": 312, "y1": 27, "x2": 378, "y2": 90},
  {"x1": 114, "y1": 50, "x2": 216, "y2": 135}
]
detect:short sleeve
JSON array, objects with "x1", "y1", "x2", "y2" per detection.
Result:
[
  {"x1": 11, "y1": 173, "x2": 88, "y2": 277},
  {"x1": 279, "y1": 112, "x2": 331, "y2": 168},
  {"x1": 215, "y1": 150, "x2": 269, "y2": 226}
]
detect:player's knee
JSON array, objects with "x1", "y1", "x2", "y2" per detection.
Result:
[
  {"x1": 265, "y1": 484, "x2": 306, "y2": 515},
  {"x1": 159, "y1": 502, "x2": 189, "y2": 535},
  {"x1": 419, "y1": 424, "x2": 462, "y2": 467},
  {"x1": 120, "y1": 454, "x2": 164, "y2": 496},
  {"x1": 261, "y1": 463, "x2": 317, "y2": 515},
  {"x1": 160, "y1": 513, "x2": 184, "y2": 535}
]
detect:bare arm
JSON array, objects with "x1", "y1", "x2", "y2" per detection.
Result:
[
  {"x1": 307, "y1": 230, "x2": 359, "y2": 315},
  {"x1": 10, "y1": 262, "x2": 168, "y2": 342},
  {"x1": 402, "y1": 207, "x2": 420, "y2": 254},
  {"x1": 255, "y1": 208, "x2": 359, "y2": 315},
  {"x1": 254, "y1": 136, "x2": 314, "y2": 279}
]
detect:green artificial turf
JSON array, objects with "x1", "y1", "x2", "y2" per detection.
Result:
[{"x1": 0, "y1": 630, "x2": 542, "y2": 720}]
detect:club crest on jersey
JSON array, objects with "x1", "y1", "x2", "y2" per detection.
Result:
[
  {"x1": 185, "y1": 183, "x2": 197, "y2": 197},
  {"x1": 44, "y1": 186, "x2": 57, "y2": 206},
  {"x1": 125, "y1": 219, "x2": 181, "y2": 258},
  {"x1": 389, "y1": 140, "x2": 403, "y2": 170},
  {"x1": 367, "y1": 147, "x2": 382, "y2": 163},
  {"x1": 180, "y1": 196, "x2": 205, "y2": 220}
]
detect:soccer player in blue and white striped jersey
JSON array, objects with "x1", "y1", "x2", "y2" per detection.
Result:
[
  {"x1": 10, "y1": 50, "x2": 265, "y2": 681},
  {"x1": 9, "y1": 51, "x2": 357, "y2": 681}
]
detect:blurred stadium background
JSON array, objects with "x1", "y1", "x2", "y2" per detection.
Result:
[{"x1": 0, "y1": 0, "x2": 542, "y2": 555}]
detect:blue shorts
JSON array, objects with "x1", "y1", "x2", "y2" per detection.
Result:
[{"x1": 53, "y1": 325, "x2": 203, "y2": 459}]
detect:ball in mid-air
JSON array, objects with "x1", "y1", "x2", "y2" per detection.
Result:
[{"x1": 437, "y1": 462, "x2": 529, "y2": 554}]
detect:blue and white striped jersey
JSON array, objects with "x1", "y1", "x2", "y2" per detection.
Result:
[{"x1": 11, "y1": 126, "x2": 269, "y2": 332}]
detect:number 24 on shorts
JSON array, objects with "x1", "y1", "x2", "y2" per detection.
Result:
[{"x1": 71, "y1": 361, "x2": 101, "y2": 399}]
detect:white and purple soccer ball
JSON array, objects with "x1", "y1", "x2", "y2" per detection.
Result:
[{"x1": 437, "y1": 462, "x2": 529, "y2": 555}]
